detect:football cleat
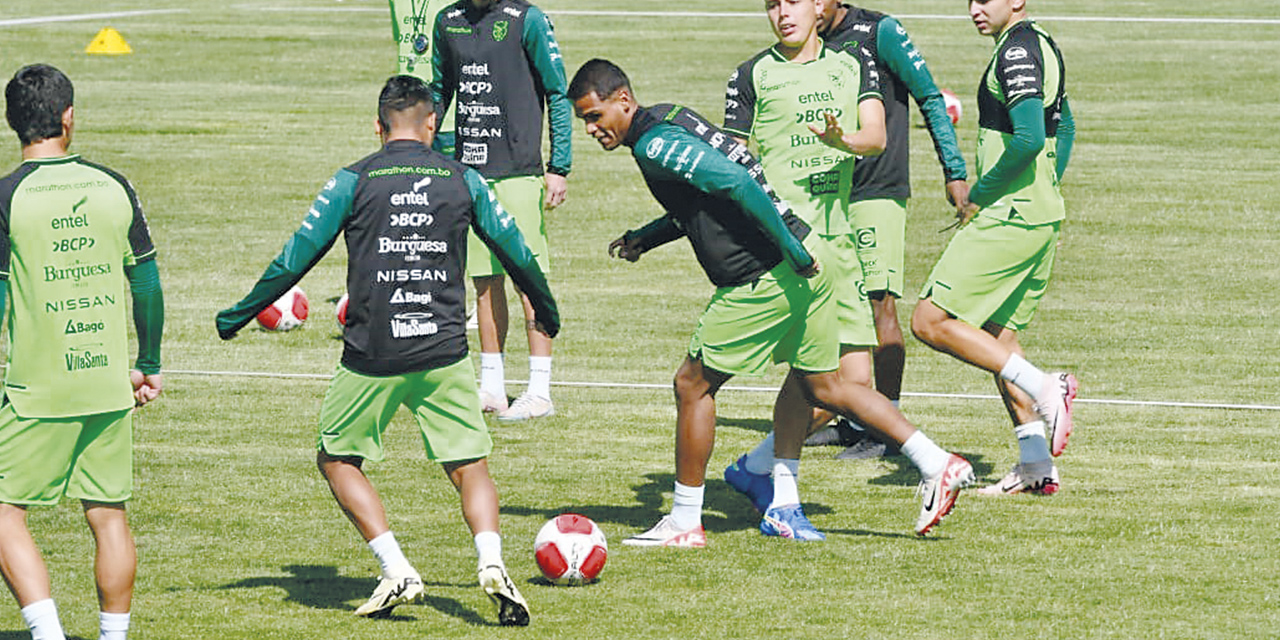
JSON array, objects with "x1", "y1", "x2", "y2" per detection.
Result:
[
  {"x1": 497, "y1": 393, "x2": 554, "y2": 421},
  {"x1": 803, "y1": 419, "x2": 859, "y2": 447},
  {"x1": 354, "y1": 572, "x2": 423, "y2": 618},
  {"x1": 915, "y1": 454, "x2": 974, "y2": 536},
  {"x1": 621, "y1": 515, "x2": 706, "y2": 548},
  {"x1": 479, "y1": 390, "x2": 508, "y2": 414},
  {"x1": 760, "y1": 504, "x2": 826, "y2": 541},
  {"x1": 1036, "y1": 372, "x2": 1078, "y2": 457},
  {"x1": 723, "y1": 455, "x2": 773, "y2": 513},
  {"x1": 479, "y1": 565, "x2": 530, "y2": 627},
  {"x1": 975, "y1": 461, "x2": 1060, "y2": 496}
]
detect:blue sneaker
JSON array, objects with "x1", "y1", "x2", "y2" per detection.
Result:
[
  {"x1": 723, "y1": 455, "x2": 772, "y2": 513},
  {"x1": 760, "y1": 505, "x2": 826, "y2": 541}
]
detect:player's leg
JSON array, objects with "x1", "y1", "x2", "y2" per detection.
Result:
[
  {"x1": 472, "y1": 274, "x2": 509, "y2": 412},
  {"x1": 82, "y1": 501, "x2": 134, "y2": 640},
  {"x1": 0, "y1": 504, "x2": 65, "y2": 640},
  {"x1": 851, "y1": 199, "x2": 908, "y2": 405},
  {"x1": 870, "y1": 292, "x2": 904, "y2": 402},
  {"x1": 495, "y1": 176, "x2": 555, "y2": 421},
  {"x1": 444, "y1": 458, "x2": 529, "y2": 626},
  {"x1": 315, "y1": 367, "x2": 422, "y2": 616},
  {"x1": 976, "y1": 324, "x2": 1063, "y2": 496}
]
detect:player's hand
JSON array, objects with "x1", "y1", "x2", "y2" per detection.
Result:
[
  {"x1": 808, "y1": 112, "x2": 849, "y2": 153},
  {"x1": 608, "y1": 235, "x2": 644, "y2": 262},
  {"x1": 130, "y1": 370, "x2": 163, "y2": 407},
  {"x1": 544, "y1": 173, "x2": 567, "y2": 210},
  {"x1": 796, "y1": 257, "x2": 820, "y2": 279},
  {"x1": 945, "y1": 179, "x2": 970, "y2": 208},
  {"x1": 957, "y1": 201, "x2": 980, "y2": 228}
]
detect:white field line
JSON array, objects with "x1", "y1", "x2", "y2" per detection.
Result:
[
  {"x1": 0, "y1": 9, "x2": 189, "y2": 27},
  {"x1": 231, "y1": 7, "x2": 1280, "y2": 26},
  {"x1": 164, "y1": 368, "x2": 1280, "y2": 412}
]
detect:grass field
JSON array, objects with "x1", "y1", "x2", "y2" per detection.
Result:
[{"x1": 2, "y1": 0, "x2": 1280, "y2": 638}]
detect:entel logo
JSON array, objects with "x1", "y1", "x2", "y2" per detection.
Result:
[
  {"x1": 390, "y1": 192, "x2": 429, "y2": 206},
  {"x1": 462, "y1": 62, "x2": 489, "y2": 76}
]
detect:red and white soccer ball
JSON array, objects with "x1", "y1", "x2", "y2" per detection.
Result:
[
  {"x1": 256, "y1": 286, "x2": 309, "y2": 331},
  {"x1": 941, "y1": 88, "x2": 963, "y2": 125},
  {"x1": 534, "y1": 514, "x2": 608, "y2": 586},
  {"x1": 335, "y1": 292, "x2": 349, "y2": 327}
]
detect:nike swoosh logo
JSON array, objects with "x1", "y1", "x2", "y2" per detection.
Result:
[{"x1": 72, "y1": 196, "x2": 88, "y2": 213}]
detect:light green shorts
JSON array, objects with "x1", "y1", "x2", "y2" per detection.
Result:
[
  {"x1": 0, "y1": 403, "x2": 132, "y2": 506},
  {"x1": 467, "y1": 175, "x2": 549, "y2": 278},
  {"x1": 850, "y1": 198, "x2": 907, "y2": 296},
  {"x1": 821, "y1": 233, "x2": 878, "y2": 348},
  {"x1": 688, "y1": 239, "x2": 840, "y2": 376},
  {"x1": 317, "y1": 358, "x2": 492, "y2": 464},
  {"x1": 919, "y1": 215, "x2": 1060, "y2": 331}
]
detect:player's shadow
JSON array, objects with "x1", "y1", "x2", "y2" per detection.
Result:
[
  {"x1": 714, "y1": 416, "x2": 773, "y2": 434},
  {"x1": 218, "y1": 564, "x2": 497, "y2": 626},
  {"x1": 0, "y1": 634, "x2": 89, "y2": 640}
]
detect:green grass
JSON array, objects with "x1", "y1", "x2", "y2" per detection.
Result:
[{"x1": 1, "y1": 0, "x2": 1279, "y2": 638}]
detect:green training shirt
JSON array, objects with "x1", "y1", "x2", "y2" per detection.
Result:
[
  {"x1": 972, "y1": 19, "x2": 1067, "y2": 226},
  {"x1": 724, "y1": 43, "x2": 881, "y2": 236},
  {"x1": 0, "y1": 156, "x2": 157, "y2": 418}
]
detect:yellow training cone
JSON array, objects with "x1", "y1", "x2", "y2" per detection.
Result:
[{"x1": 85, "y1": 27, "x2": 132, "y2": 55}]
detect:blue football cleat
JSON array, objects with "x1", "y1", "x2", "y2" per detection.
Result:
[
  {"x1": 760, "y1": 504, "x2": 826, "y2": 541},
  {"x1": 724, "y1": 455, "x2": 773, "y2": 513}
]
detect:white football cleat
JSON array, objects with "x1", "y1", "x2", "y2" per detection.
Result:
[
  {"x1": 1036, "y1": 372, "x2": 1078, "y2": 457},
  {"x1": 915, "y1": 454, "x2": 974, "y2": 536},
  {"x1": 622, "y1": 515, "x2": 707, "y2": 548},
  {"x1": 497, "y1": 393, "x2": 553, "y2": 421},
  {"x1": 479, "y1": 390, "x2": 508, "y2": 413},
  {"x1": 354, "y1": 572, "x2": 423, "y2": 618},
  {"x1": 479, "y1": 564, "x2": 529, "y2": 626},
  {"x1": 975, "y1": 461, "x2": 1060, "y2": 496}
]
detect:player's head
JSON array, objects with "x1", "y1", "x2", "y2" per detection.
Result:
[
  {"x1": 5, "y1": 64, "x2": 74, "y2": 147},
  {"x1": 969, "y1": 0, "x2": 1027, "y2": 37},
  {"x1": 376, "y1": 75, "x2": 437, "y2": 143},
  {"x1": 815, "y1": 0, "x2": 842, "y2": 35},
  {"x1": 766, "y1": 0, "x2": 821, "y2": 50},
  {"x1": 569, "y1": 59, "x2": 637, "y2": 152}
]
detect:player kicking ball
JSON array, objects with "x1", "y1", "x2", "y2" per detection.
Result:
[
  {"x1": 569, "y1": 59, "x2": 972, "y2": 545},
  {"x1": 911, "y1": 0, "x2": 1077, "y2": 495},
  {"x1": 217, "y1": 76, "x2": 557, "y2": 625}
]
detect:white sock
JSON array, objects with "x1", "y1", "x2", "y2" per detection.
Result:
[
  {"x1": 769, "y1": 459, "x2": 800, "y2": 509},
  {"x1": 669, "y1": 482, "x2": 704, "y2": 530},
  {"x1": 999, "y1": 353, "x2": 1046, "y2": 400},
  {"x1": 1015, "y1": 420, "x2": 1053, "y2": 464},
  {"x1": 474, "y1": 530, "x2": 503, "y2": 570},
  {"x1": 901, "y1": 431, "x2": 950, "y2": 477},
  {"x1": 21, "y1": 599, "x2": 65, "y2": 640},
  {"x1": 480, "y1": 352, "x2": 505, "y2": 398},
  {"x1": 743, "y1": 433, "x2": 774, "y2": 475},
  {"x1": 527, "y1": 355, "x2": 552, "y2": 400},
  {"x1": 99, "y1": 611, "x2": 130, "y2": 640},
  {"x1": 368, "y1": 531, "x2": 413, "y2": 578}
]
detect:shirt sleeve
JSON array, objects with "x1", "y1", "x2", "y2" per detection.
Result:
[
  {"x1": 723, "y1": 61, "x2": 757, "y2": 140},
  {"x1": 874, "y1": 17, "x2": 966, "y2": 182},
  {"x1": 637, "y1": 130, "x2": 815, "y2": 273},
  {"x1": 126, "y1": 259, "x2": 164, "y2": 374},
  {"x1": 523, "y1": 6, "x2": 572, "y2": 175},
  {"x1": 854, "y1": 45, "x2": 883, "y2": 102},
  {"x1": 1055, "y1": 95, "x2": 1074, "y2": 180},
  {"x1": 464, "y1": 168, "x2": 560, "y2": 337},
  {"x1": 215, "y1": 168, "x2": 356, "y2": 339},
  {"x1": 429, "y1": 14, "x2": 456, "y2": 134}
]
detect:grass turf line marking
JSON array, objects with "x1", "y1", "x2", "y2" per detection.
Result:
[
  {"x1": 0, "y1": 9, "x2": 189, "y2": 28},
  {"x1": 164, "y1": 369, "x2": 1280, "y2": 412}
]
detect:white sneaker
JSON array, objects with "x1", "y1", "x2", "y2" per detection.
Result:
[
  {"x1": 1036, "y1": 372, "x2": 1078, "y2": 457},
  {"x1": 479, "y1": 564, "x2": 529, "y2": 626},
  {"x1": 975, "y1": 461, "x2": 1060, "y2": 496},
  {"x1": 915, "y1": 454, "x2": 974, "y2": 536},
  {"x1": 479, "y1": 390, "x2": 508, "y2": 413},
  {"x1": 354, "y1": 571, "x2": 423, "y2": 617},
  {"x1": 497, "y1": 393, "x2": 553, "y2": 421},
  {"x1": 621, "y1": 515, "x2": 707, "y2": 548}
]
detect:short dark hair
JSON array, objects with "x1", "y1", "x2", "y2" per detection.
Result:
[
  {"x1": 5, "y1": 64, "x2": 74, "y2": 146},
  {"x1": 568, "y1": 59, "x2": 632, "y2": 103},
  {"x1": 378, "y1": 75, "x2": 435, "y2": 131}
]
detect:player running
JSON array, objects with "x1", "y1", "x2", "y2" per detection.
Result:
[
  {"x1": 720, "y1": 0, "x2": 970, "y2": 541},
  {"x1": 0, "y1": 64, "x2": 165, "y2": 640},
  {"x1": 217, "y1": 76, "x2": 557, "y2": 625},
  {"x1": 911, "y1": 0, "x2": 1077, "y2": 495},
  {"x1": 430, "y1": 0, "x2": 572, "y2": 420},
  {"x1": 569, "y1": 58, "x2": 972, "y2": 544},
  {"x1": 804, "y1": 1, "x2": 970, "y2": 458}
]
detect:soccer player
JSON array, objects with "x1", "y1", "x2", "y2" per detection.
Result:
[
  {"x1": 721, "y1": 0, "x2": 971, "y2": 540},
  {"x1": 430, "y1": 0, "x2": 572, "y2": 420},
  {"x1": 216, "y1": 76, "x2": 557, "y2": 625},
  {"x1": 0, "y1": 64, "x2": 165, "y2": 640},
  {"x1": 910, "y1": 0, "x2": 1078, "y2": 495},
  {"x1": 569, "y1": 58, "x2": 973, "y2": 544},
  {"x1": 806, "y1": 1, "x2": 970, "y2": 459},
  {"x1": 390, "y1": 0, "x2": 457, "y2": 154}
]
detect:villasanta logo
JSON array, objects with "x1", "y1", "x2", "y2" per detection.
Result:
[
  {"x1": 65, "y1": 346, "x2": 109, "y2": 371},
  {"x1": 391, "y1": 312, "x2": 438, "y2": 338}
]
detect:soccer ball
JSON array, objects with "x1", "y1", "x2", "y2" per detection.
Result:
[
  {"x1": 941, "y1": 88, "x2": 963, "y2": 125},
  {"x1": 534, "y1": 514, "x2": 608, "y2": 586},
  {"x1": 335, "y1": 292, "x2": 349, "y2": 327},
  {"x1": 256, "y1": 286, "x2": 309, "y2": 331}
]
